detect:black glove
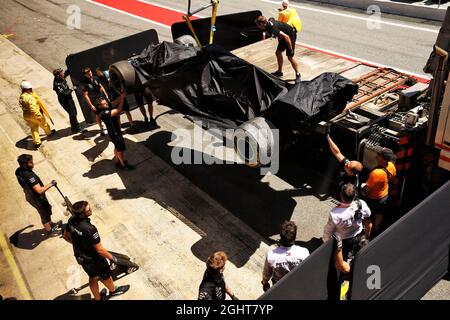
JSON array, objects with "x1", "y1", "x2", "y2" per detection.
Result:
[
  {"x1": 51, "y1": 180, "x2": 57, "y2": 187},
  {"x1": 111, "y1": 255, "x2": 118, "y2": 264},
  {"x1": 262, "y1": 282, "x2": 270, "y2": 292}
]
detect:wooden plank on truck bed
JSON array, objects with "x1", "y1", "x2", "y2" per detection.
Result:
[{"x1": 232, "y1": 39, "x2": 358, "y2": 82}]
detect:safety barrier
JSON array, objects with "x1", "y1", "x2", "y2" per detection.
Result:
[{"x1": 259, "y1": 181, "x2": 450, "y2": 300}]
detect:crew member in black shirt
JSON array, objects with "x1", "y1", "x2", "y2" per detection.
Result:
[
  {"x1": 255, "y1": 15, "x2": 301, "y2": 83},
  {"x1": 81, "y1": 67, "x2": 109, "y2": 136},
  {"x1": 198, "y1": 251, "x2": 237, "y2": 300},
  {"x1": 96, "y1": 94, "x2": 135, "y2": 170},
  {"x1": 63, "y1": 200, "x2": 130, "y2": 300},
  {"x1": 108, "y1": 79, "x2": 137, "y2": 132},
  {"x1": 15, "y1": 154, "x2": 61, "y2": 236},
  {"x1": 53, "y1": 68, "x2": 80, "y2": 133}
]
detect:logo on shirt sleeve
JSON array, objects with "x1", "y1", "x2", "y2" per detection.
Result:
[
  {"x1": 93, "y1": 232, "x2": 99, "y2": 240},
  {"x1": 29, "y1": 177, "x2": 36, "y2": 184}
]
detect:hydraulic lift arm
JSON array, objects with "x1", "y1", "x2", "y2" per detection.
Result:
[{"x1": 183, "y1": 0, "x2": 219, "y2": 48}]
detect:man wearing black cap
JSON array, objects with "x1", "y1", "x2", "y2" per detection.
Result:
[
  {"x1": 52, "y1": 68, "x2": 80, "y2": 133},
  {"x1": 362, "y1": 146, "x2": 397, "y2": 237}
]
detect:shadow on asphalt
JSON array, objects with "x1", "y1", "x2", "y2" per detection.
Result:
[
  {"x1": 54, "y1": 261, "x2": 138, "y2": 300},
  {"x1": 15, "y1": 137, "x2": 36, "y2": 151},
  {"x1": 15, "y1": 125, "x2": 81, "y2": 151},
  {"x1": 54, "y1": 290, "x2": 92, "y2": 300},
  {"x1": 80, "y1": 130, "x2": 337, "y2": 267},
  {"x1": 9, "y1": 225, "x2": 50, "y2": 250}
]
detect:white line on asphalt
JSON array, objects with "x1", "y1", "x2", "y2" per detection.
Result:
[
  {"x1": 296, "y1": 40, "x2": 431, "y2": 80},
  {"x1": 84, "y1": 0, "x2": 431, "y2": 79},
  {"x1": 0, "y1": 123, "x2": 17, "y2": 146},
  {"x1": 86, "y1": 0, "x2": 170, "y2": 29},
  {"x1": 261, "y1": 0, "x2": 439, "y2": 33}
]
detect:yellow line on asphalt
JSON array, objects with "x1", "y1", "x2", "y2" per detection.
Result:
[{"x1": 0, "y1": 231, "x2": 32, "y2": 300}]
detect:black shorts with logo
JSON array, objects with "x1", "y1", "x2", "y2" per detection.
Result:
[
  {"x1": 81, "y1": 257, "x2": 111, "y2": 280},
  {"x1": 36, "y1": 200, "x2": 52, "y2": 224},
  {"x1": 277, "y1": 32, "x2": 297, "y2": 57}
]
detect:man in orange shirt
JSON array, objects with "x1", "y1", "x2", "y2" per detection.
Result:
[{"x1": 362, "y1": 146, "x2": 396, "y2": 238}]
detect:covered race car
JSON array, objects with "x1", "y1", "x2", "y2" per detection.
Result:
[{"x1": 109, "y1": 38, "x2": 358, "y2": 167}]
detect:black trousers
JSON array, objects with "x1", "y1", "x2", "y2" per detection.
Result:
[
  {"x1": 342, "y1": 231, "x2": 366, "y2": 261},
  {"x1": 58, "y1": 97, "x2": 79, "y2": 131}
]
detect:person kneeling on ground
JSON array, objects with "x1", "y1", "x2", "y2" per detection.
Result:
[
  {"x1": 63, "y1": 201, "x2": 130, "y2": 300},
  {"x1": 96, "y1": 94, "x2": 135, "y2": 170}
]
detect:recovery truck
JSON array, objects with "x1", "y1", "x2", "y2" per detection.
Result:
[{"x1": 67, "y1": 2, "x2": 449, "y2": 221}]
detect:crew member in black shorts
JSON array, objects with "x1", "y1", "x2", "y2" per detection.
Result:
[
  {"x1": 96, "y1": 94, "x2": 135, "y2": 170},
  {"x1": 63, "y1": 201, "x2": 130, "y2": 300},
  {"x1": 15, "y1": 154, "x2": 61, "y2": 237},
  {"x1": 135, "y1": 89, "x2": 157, "y2": 126},
  {"x1": 255, "y1": 15, "x2": 301, "y2": 83},
  {"x1": 82, "y1": 67, "x2": 109, "y2": 136}
]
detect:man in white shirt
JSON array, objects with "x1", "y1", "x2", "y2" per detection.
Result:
[
  {"x1": 262, "y1": 221, "x2": 310, "y2": 291},
  {"x1": 323, "y1": 183, "x2": 372, "y2": 261}
]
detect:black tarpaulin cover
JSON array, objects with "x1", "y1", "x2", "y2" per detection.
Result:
[{"x1": 130, "y1": 41, "x2": 357, "y2": 129}]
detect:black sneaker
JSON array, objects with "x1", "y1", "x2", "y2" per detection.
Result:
[
  {"x1": 46, "y1": 229, "x2": 61, "y2": 238},
  {"x1": 100, "y1": 288, "x2": 108, "y2": 300},
  {"x1": 149, "y1": 118, "x2": 157, "y2": 126},
  {"x1": 51, "y1": 220, "x2": 63, "y2": 230},
  {"x1": 109, "y1": 285, "x2": 130, "y2": 298},
  {"x1": 123, "y1": 163, "x2": 135, "y2": 170},
  {"x1": 295, "y1": 73, "x2": 302, "y2": 84},
  {"x1": 271, "y1": 71, "x2": 283, "y2": 77},
  {"x1": 116, "y1": 161, "x2": 135, "y2": 170}
]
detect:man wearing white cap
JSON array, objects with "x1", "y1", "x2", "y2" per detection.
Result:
[
  {"x1": 280, "y1": 0, "x2": 289, "y2": 10},
  {"x1": 19, "y1": 81, "x2": 55, "y2": 148}
]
